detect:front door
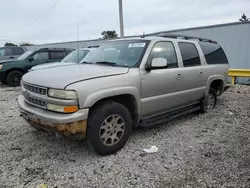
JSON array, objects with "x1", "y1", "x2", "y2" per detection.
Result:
[
  {"x1": 25, "y1": 51, "x2": 49, "y2": 71},
  {"x1": 140, "y1": 41, "x2": 184, "y2": 116}
]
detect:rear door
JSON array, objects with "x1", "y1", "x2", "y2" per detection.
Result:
[
  {"x1": 49, "y1": 50, "x2": 67, "y2": 63},
  {"x1": 176, "y1": 42, "x2": 205, "y2": 104},
  {"x1": 10, "y1": 47, "x2": 25, "y2": 59}
]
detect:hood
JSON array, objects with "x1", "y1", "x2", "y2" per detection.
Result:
[
  {"x1": 22, "y1": 64, "x2": 129, "y2": 89},
  {"x1": 31, "y1": 62, "x2": 76, "y2": 71},
  {"x1": 0, "y1": 60, "x2": 15, "y2": 64}
]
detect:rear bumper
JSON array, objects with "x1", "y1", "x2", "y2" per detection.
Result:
[{"x1": 18, "y1": 95, "x2": 89, "y2": 139}]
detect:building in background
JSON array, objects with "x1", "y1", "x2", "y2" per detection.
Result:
[{"x1": 26, "y1": 21, "x2": 250, "y2": 84}]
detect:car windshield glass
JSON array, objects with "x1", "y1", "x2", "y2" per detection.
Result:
[
  {"x1": 61, "y1": 50, "x2": 90, "y2": 63},
  {"x1": 17, "y1": 51, "x2": 33, "y2": 60},
  {"x1": 80, "y1": 40, "x2": 149, "y2": 67}
]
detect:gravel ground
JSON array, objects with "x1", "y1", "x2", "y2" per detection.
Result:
[{"x1": 0, "y1": 84, "x2": 250, "y2": 188}]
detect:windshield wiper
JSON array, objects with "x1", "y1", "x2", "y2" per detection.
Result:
[
  {"x1": 81, "y1": 61, "x2": 94, "y2": 64},
  {"x1": 95, "y1": 61, "x2": 118, "y2": 66}
]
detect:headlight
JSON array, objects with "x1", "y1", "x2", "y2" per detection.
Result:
[
  {"x1": 48, "y1": 89, "x2": 78, "y2": 99},
  {"x1": 47, "y1": 104, "x2": 78, "y2": 113},
  {"x1": 0, "y1": 65, "x2": 3, "y2": 70}
]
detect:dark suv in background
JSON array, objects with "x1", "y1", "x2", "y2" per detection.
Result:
[
  {"x1": 0, "y1": 48, "x2": 73, "y2": 86},
  {"x1": 0, "y1": 46, "x2": 27, "y2": 61}
]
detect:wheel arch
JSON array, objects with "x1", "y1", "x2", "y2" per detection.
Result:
[{"x1": 84, "y1": 87, "x2": 141, "y2": 127}]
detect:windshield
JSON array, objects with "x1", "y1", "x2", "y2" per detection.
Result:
[
  {"x1": 61, "y1": 49, "x2": 90, "y2": 63},
  {"x1": 80, "y1": 40, "x2": 149, "y2": 67},
  {"x1": 17, "y1": 51, "x2": 33, "y2": 60}
]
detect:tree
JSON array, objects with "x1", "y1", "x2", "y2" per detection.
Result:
[
  {"x1": 101, "y1": 30, "x2": 118, "y2": 39},
  {"x1": 19, "y1": 43, "x2": 33, "y2": 46},
  {"x1": 239, "y1": 13, "x2": 249, "y2": 22},
  {"x1": 4, "y1": 42, "x2": 17, "y2": 46}
]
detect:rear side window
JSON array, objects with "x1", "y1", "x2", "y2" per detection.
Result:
[
  {"x1": 11, "y1": 47, "x2": 24, "y2": 55},
  {"x1": 149, "y1": 41, "x2": 178, "y2": 68},
  {"x1": 199, "y1": 42, "x2": 228, "y2": 64},
  {"x1": 50, "y1": 51, "x2": 66, "y2": 59},
  {"x1": 178, "y1": 42, "x2": 201, "y2": 67}
]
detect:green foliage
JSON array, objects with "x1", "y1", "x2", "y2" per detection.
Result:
[
  {"x1": 20, "y1": 43, "x2": 33, "y2": 46},
  {"x1": 101, "y1": 30, "x2": 118, "y2": 39},
  {"x1": 4, "y1": 42, "x2": 17, "y2": 46}
]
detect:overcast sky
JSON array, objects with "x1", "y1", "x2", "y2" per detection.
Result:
[{"x1": 0, "y1": 0, "x2": 249, "y2": 46}]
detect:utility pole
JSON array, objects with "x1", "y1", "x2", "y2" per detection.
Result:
[{"x1": 119, "y1": 0, "x2": 124, "y2": 38}]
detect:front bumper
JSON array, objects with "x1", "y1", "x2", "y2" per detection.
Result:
[
  {"x1": 0, "y1": 71, "x2": 6, "y2": 82},
  {"x1": 18, "y1": 95, "x2": 89, "y2": 139}
]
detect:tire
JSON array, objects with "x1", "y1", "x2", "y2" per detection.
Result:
[
  {"x1": 87, "y1": 101, "x2": 132, "y2": 155},
  {"x1": 5, "y1": 70, "x2": 23, "y2": 86},
  {"x1": 201, "y1": 88, "x2": 217, "y2": 113}
]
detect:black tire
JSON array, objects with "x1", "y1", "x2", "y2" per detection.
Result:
[
  {"x1": 87, "y1": 101, "x2": 132, "y2": 155},
  {"x1": 201, "y1": 88, "x2": 217, "y2": 113},
  {"x1": 5, "y1": 70, "x2": 23, "y2": 86}
]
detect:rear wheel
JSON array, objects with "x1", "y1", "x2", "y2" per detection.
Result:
[
  {"x1": 201, "y1": 88, "x2": 217, "y2": 113},
  {"x1": 87, "y1": 101, "x2": 132, "y2": 155},
  {"x1": 5, "y1": 70, "x2": 23, "y2": 86}
]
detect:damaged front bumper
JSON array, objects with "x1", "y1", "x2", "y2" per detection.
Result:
[{"x1": 18, "y1": 95, "x2": 89, "y2": 139}]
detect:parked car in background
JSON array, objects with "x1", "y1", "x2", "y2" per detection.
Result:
[
  {"x1": 0, "y1": 46, "x2": 27, "y2": 61},
  {"x1": 30, "y1": 46, "x2": 98, "y2": 71},
  {"x1": 18, "y1": 35, "x2": 229, "y2": 155},
  {"x1": 0, "y1": 48, "x2": 73, "y2": 86}
]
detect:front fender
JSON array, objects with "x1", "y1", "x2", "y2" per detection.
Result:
[{"x1": 83, "y1": 86, "x2": 141, "y2": 114}]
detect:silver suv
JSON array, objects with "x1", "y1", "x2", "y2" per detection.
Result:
[{"x1": 18, "y1": 35, "x2": 229, "y2": 155}]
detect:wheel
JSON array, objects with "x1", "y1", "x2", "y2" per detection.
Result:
[
  {"x1": 87, "y1": 101, "x2": 132, "y2": 155},
  {"x1": 5, "y1": 70, "x2": 23, "y2": 86},
  {"x1": 201, "y1": 88, "x2": 217, "y2": 113}
]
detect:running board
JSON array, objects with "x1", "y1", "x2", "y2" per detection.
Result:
[{"x1": 140, "y1": 102, "x2": 201, "y2": 128}]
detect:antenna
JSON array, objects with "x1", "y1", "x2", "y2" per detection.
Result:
[{"x1": 77, "y1": 26, "x2": 80, "y2": 63}]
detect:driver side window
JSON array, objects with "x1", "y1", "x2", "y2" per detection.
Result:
[
  {"x1": 32, "y1": 52, "x2": 49, "y2": 61},
  {"x1": 148, "y1": 41, "x2": 178, "y2": 68}
]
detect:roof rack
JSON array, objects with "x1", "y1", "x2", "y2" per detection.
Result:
[{"x1": 155, "y1": 34, "x2": 217, "y2": 44}]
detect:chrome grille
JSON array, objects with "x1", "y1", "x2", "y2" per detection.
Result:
[
  {"x1": 25, "y1": 95, "x2": 46, "y2": 107},
  {"x1": 23, "y1": 82, "x2": 47, "y2": 95}
]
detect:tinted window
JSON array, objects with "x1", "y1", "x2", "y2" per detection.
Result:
[
  {"x1": 33, "y1": 52, "x2": 49, "y2": 60},
  {"x1": 199, "y1": 42, "x2": 228, "y2": 64},
  {"x1": 4, "y1": 48, "x2": 12, "y2": 56},
  {"x1": 11, "y1": 47, "x2": 24, "y2": 55},
  {"x1": 50, "y1": 51, "x2": 66, "y2": 59},
  {"x1": 149, "y1": 41, "x2": 178, "y2": 68},
  {"x1": 178, "y1": 42, "x2": 201, "y2": 67},
  {"x1": 0, "y1": 48, "x2": 5, "y2": 56}
]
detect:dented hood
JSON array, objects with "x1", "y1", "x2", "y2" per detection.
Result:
[{"x1": 22, "y1": 64, "x2": 129, "y2": 89}]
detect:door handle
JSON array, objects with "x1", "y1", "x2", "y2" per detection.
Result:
[
  {"x1": 176, "y1": 74, "x2": 182, "y2": 80},
  {"x1": 199, "y1": 72, "x2": 203, "y2": 76}
]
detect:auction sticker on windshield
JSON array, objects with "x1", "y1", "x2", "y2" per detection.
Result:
[{"x1": 128, "y1": 43, "x2": 146, "y2": 48}]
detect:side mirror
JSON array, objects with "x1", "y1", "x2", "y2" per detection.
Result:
[
  {"x1": 28, "y1": 57, "x2": 34, "y2": 62},
  {"x1": 147, "y1": 58, "x2": 167, "y2": 70}
]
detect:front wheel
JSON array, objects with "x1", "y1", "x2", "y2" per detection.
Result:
[
  {"x1": 5, "y1": 70, "x2": 23, "y2": 86},
  {"x1": 87, "y1": 101, "x2": 132, "y2": 155}
]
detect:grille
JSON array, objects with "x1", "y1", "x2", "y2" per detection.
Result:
[
  {"x1": 23, "y1": 82, "x2": 47, "y2": 95},
  {"x1": 25, "y1": 95, "x2": 46, "y2": 107}
]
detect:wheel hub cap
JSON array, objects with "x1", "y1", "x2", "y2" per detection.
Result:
[{"x1": 99, "y1": 115, "x2": 125, "y2": 146}]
